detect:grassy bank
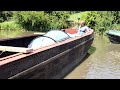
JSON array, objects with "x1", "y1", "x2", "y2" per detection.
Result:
[
  {"x1": 68, "y1": 12, "x2": 81, "y2": 22},
  {"x1": 0, "y1": 21, "x2": 25, "y2": 31}
]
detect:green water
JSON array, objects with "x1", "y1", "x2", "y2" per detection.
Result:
[
  {"x1": 0, "y1": 30, "x2": 35, "y2": 39},
  {"x1": 65, "y1": 35, "x2": 120, "y2": 79}
]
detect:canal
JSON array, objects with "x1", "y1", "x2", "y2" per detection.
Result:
[
  {"x1": 65, "y1": 34, "x2": 120, "y2": 79},
  {"x1": 0, "y1": 30, "x2": 36, "y2": 39}
]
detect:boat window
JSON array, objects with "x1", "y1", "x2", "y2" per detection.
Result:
[{"x1": 44, "y1": 30, "x2": 71, "y2": 42}]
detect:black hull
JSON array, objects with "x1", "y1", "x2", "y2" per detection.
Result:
[
  {"x1": 0, "y1": 31, "x2": 94, "y2": 79},
  {"x1": 106, "y1": 33, "x2": 120, "y2": 43}
]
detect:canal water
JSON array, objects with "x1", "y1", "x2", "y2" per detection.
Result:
[
  {"x1": 65, "y1": 35, "x2": 120, "y2": 79},
  {"x1": 0, "y1": 30, "x2": 35, "y2": 39}
]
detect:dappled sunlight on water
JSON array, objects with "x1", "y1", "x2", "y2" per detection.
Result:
[{"x1": 65, "y1": 35, "x2": 120, "y2": 79}]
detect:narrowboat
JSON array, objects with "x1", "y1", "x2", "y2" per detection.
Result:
[
  {"x1": 0, "y1": 29, "x2": 94, "y2": 79},
  {"x1": 106, "y1": 30, "x2": 120, "y2": 43}
]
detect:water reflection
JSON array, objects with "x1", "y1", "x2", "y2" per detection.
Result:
[
  {"x1": 65, "y1": 35, "x2": 120, "y2": 79},
  {"x1": 88, "y1": 46, "x2": 96, "y2": 55},
  {"x1": 0, "y1": 30, "x2": 35, "y2": 39}
]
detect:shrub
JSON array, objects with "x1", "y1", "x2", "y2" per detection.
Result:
[
  {"x1": 80, "y1": 11, "x2": 97, "y2": 29},
  {"x1": 0, "y1": 21, "x2": 23, "y2": 30},
  {"x1": 73, "y1": 11, "x2": 119, "y2": 35},
  {"x1": 13, "y1": 11, "x2": 70, "y2": 32},
  {"x1": 0, "y1": 11, "x2": 13, "y2": 22}
]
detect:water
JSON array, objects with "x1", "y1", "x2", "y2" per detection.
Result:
[
  {"x1": 65, "y1": 35, "x2": 120, "y2": 79},
  {"x1": 0, "y1": 30, "x2": 35, "y2": 39}
]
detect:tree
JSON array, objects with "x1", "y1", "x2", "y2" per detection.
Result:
[
  {"x1": 13, "y1": 11, "x2": 71, "y2": 32},
  {"x1": 0, "y1": 11, "x2": 13, "y2": 22},
  {"x1": 79, "y1": 11, "x2": 120, "y2": 35}
]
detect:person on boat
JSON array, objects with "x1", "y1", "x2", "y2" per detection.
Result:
[
  {"x1": 68, "y1": 21, "x2": 91, "y2": 37},
  {"x1": 77, "y1": 20, "x2": 91, "y2": 36}
]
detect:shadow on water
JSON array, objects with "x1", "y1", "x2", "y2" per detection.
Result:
[
  {"x1": 76, "y1": 46, "x2": 96, "y2": 66},
  {"x1": 80, "y1": 46, "x2": 96, "y2": 64},
  {"x1": 88, "y1": 46, "x2": 96, "y2": 55},
  {"x1": 110, "y1": 41, "x2": 120, "y2": 44},
  {"x1": 63, "y1": 46, "x2": 96, "y2": 78}
]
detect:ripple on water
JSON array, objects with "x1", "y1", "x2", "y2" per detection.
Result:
[
  {"x1": 86, "y1": 50, "x2": 120, "y2": 79},
  {"x1": 65, "y1": 35, "x2": 120, "y2": 79}
]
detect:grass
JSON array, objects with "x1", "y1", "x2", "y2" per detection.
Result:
[
  {"x1": 68, "y1": 12, "x2": 81, "y2": 22},
  {"x1": 0, "y1": 21, "x2": 24, "y2": 31},
  {"x1": 112, "y1": 24, "x2": 120, "y2": 30}
]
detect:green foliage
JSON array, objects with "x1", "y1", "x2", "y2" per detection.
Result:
[
  {"x1": 0, "y1": 18, "x2": 3, "y2": 22},
  {"x1": 68, "y1": 11, "x2": 120, "y2": 35},
  {"x1": 112, "y1": 24, "x2": 120, "y2": 30},
  {"x1": 68, "y1": 12, "x2": 81, "y2": 22},
  {"x1": 0, "y1": 21, "x2": 23, "y2": 30},
  {"x1": 110, "y1": 11, "x2": 120, "y2": 24},
  {"x1": 94, "y1": 11, "x2": 114, "y2": 35},
  {"x1": 80, "y1": 11, "x2": 97, "y2": 29},
  {"x1": 13, "y1": 11, "x2": 70, "y2": 32},
  {"x1": 68, "y1": 11, "x2": 97, "y2": 29},
  {"x1": 0, "y1": 11, "x2": 13, "y2": 22},
  {"x1": 45, "y1": 11, "x2": 70, "y2": 29},
  {"x1": 67, "y1": 11, "x2": 82, "y2": 14},
  {"x1": 13, "y1": 11, "x2": 50, "y2": 32},
  {"x1": 0, "y1": 11, "x2": 119, "y2": 35}
]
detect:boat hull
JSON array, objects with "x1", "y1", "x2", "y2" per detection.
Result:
[
  {"x1": 0, "y1": 30, "x2": 94, "y2": 79},
  {"x1": 106, "y1": 33, "x2": 120, "y2": 43}
]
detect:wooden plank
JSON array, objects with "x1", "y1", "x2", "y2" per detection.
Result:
[
  {"x1": 0, "y1": 45, "x2": 33, "y2": 53},
  {"x1": 34, "y1": 32, "x2": 45, "y2": 35}
]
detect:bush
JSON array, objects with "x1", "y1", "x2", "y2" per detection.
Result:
[
  {"x1": 73, "y1": 11, "x2": 119, "y2": 35},
  {"x1": 13, "y1": 11, "x2": 50, "y2": 32},
  {"x1": 0, "y1": 21, "x2": 23, "y2": 30},
  {"x1": 80, "y1": 11, "x2": 97, "y2": 29},
  {"x1": 0, "y1": 11, "x2": 13, "y2": 22},
  {"x1": 68, "y1": 11, "x2": 97, "y2": 29},
  {"x1": 112, "y1": 24, "x2": 120, "y2": 30},
  {"x1": 13, "y1": 11, "x2": 70, "y2": 32}
]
